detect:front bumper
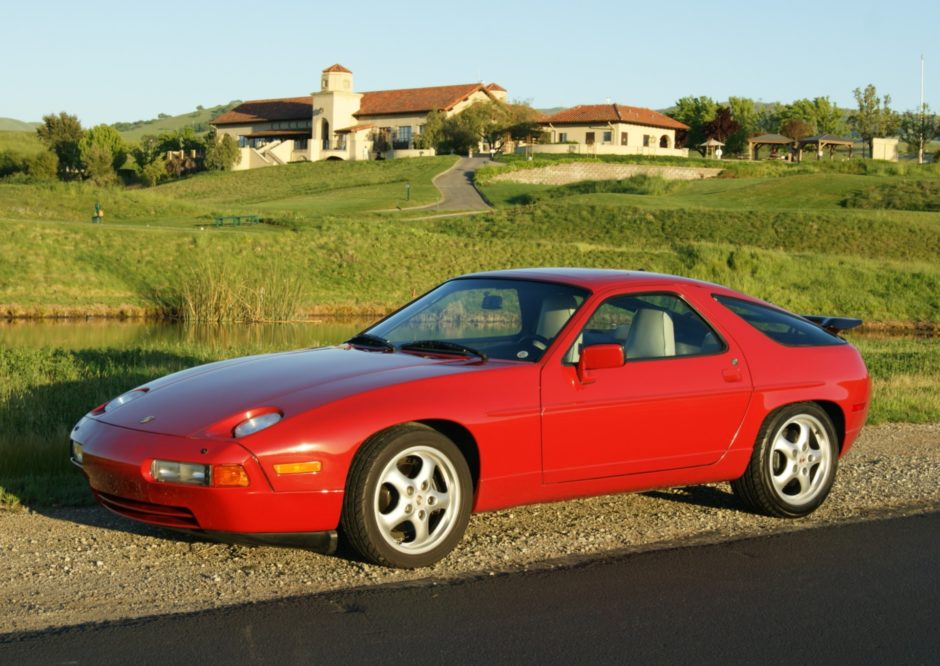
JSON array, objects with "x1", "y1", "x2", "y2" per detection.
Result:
[{"x1": 71, "y1": 417, "x2": 344, "y2": 537}]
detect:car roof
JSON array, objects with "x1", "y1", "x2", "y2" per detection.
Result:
[{"x1": 460, "y1": 267, "x2": 727, "y2": 293}]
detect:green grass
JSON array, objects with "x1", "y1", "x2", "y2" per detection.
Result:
[
  {"x1": 0, "y1": 157, "x2": 455, "y2": 228},
  {"x1": 0, "y1": 130, "x2": 44, "y2": 155},
  {"x1": 113, "y1": 102, "x2": 241, "y2": 142},
  {"x1": 0, "y1": 333, "x2": 934, "y2": 507}
]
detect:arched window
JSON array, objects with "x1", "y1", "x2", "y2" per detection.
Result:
[
  {"x1": 660, "y1": 135, "x2": 670, "y2": 149},
  {"x1": 321, "y1": 119, "x2": 330, "y2": 150}
]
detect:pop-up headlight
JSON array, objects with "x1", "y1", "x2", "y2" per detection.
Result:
[
  {"x1": 233, "y1": 412, "x2": 282, "y2": 439},
  {"x1": 103, "y1": 388, "x2": 149, "y2": 413}
]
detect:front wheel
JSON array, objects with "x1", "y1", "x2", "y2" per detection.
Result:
[
  {"x1": 341, "y1": 425, "x2": 472, "y2": 568},
  {"x1": 732, "y1": 403, "x2": 839, "y2": 518}
]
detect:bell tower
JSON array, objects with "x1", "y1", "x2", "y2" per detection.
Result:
[
  {"x1": 311, "y1": 64, "x2": 362, "y2": 161},
  {"x1": 321, "y1": 64, "x2": 353, "y2": 92}
]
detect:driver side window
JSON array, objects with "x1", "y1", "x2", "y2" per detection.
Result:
[{"x1": 566, "y1": 292, "x2": 724, "y2": 363}]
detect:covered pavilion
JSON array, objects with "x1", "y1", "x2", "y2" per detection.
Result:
[
  {"x1": 698, "y1": 138, "x2": 725, "y2": 158},
  {"x1": 747, "y1": 133, "x2": 796, "y2": 160},
  {"x1": 797, "y1": 135, "x2": 855, "y2": 161}
]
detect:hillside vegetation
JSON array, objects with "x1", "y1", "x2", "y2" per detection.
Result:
[{"x1": 0, "y1": 154, "x2": 937, "y2": 325}]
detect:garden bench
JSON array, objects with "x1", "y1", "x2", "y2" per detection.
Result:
[{"x1": 213, "y1": 215, "x2": 261, "y2": 227}]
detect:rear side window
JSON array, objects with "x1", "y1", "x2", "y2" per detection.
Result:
[{"x1": 714, "y1": 295, "x2": 845, "y2": 347}]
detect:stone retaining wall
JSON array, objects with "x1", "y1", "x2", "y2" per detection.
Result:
[{"x1": 490, "y1": 162, "x2": 722, "y2": 186}]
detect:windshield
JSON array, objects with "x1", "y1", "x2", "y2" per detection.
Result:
[{"x1": 364, "y1": 278, "x2": 589, "y2": 362}]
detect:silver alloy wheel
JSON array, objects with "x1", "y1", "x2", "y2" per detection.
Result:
[
  {"x1": 372, "y1": 445, "x2": 461, "y2": 555},
  {"x1": 768, "y1": 413, "x2": 833, "y2": 508}
]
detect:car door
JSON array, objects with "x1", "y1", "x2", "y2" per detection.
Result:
[{"x1": 540, "y1": 291, "x2": 753, "y2": 484}]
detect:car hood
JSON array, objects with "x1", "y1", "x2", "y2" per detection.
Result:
[{"x1": 94, "y1": 346, "x2": 499, "y2": 437}]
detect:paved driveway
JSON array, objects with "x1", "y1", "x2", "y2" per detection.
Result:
[{"x1": 426, "y1": 156, "x2": 493, "y2": 211}]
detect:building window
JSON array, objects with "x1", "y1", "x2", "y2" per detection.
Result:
[
  {"x1": 643, "y1": 135, "x2": 651, "y2": 147},
  {"x1": 621, "y1": 132, "x2": 628, "y2": 146},
  {"x1": 602, "y1": 131, "x2": 612, "y2": 144},
  {"x1": 586, "y1": 132, "x2": 595, "y2": 145},
  {"x1": 660, "y1": 135, "x2": 669, "y2": 148},
  {"x1": 238, "y1": 136, "x2": 248, "y2": 148},
  {"x1": 558, "y1": 132, "x2": 568, "y2": 143},
  {"x1": 295, "y1": 139, "x2": 308, "y2": 150},
  {"x1": 394, "y1": 126, "x2": 412, "y2": 149}
]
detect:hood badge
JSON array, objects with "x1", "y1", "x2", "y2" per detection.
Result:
[{"x1": 139, "y1": 416, "x2": 156, "y2": 424}]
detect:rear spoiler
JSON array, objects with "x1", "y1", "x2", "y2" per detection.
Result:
[{"x1": 801, "y1": 315, "x2": 863, "y2": 335}]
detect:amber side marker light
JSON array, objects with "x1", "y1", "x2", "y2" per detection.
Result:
[
  {"x1": 273, "y1": 461, "x2": 322, "y2": 476},
  {"x1": 213, "y1": 464, "x2": 250, "y2": 487}
]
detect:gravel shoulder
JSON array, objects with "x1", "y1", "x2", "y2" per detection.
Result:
[{"x1": 2, "y1": 423, "x2": 938, "y2": 636}]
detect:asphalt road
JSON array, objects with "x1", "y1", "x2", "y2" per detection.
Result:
[
  {"x1": 3, "y1": 512, "x2": 938, "y2": 665},
  {"x1": 427, "y1": 156, "x2": 493, "y2": 210}
]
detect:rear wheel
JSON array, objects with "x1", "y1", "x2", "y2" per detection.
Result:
[
  {"x1": 732, "y1": 403, "x2": 838, "y2": 517},
  {"x1": 341, "y1": 425, "x2": 472, "y2": 568}
]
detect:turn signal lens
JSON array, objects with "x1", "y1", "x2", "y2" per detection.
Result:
[
  {"x1": 273, "y1": 461, "x2": 322, "y2": 475},
  {"x1": 212, "y1": 464, "x2": 250, "y2": 487}
]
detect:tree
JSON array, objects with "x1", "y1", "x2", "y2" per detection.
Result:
[
  {"x1": 812, "y1": 96, "x2": 848, "y2": 136},
  {"x1": 203, "y1": 130, "x2": 241, "y2": 170},
  {"x1": 670, "y1": 96, "x2": 717, "y2": 147},
  {"x1": 898, "y1": 104, "x2": 938, "y2": 164},
  {"x1": 84, "y1": 144, "x2": 117, "y2": 185},
  {"x1": 782, "y1": 99, "x2": 817, "y2": 128},
  {"x1": 140, "y1": 158, "x2": 167, "y2": 187},
  {"x1": 755, "y1": 103, "x2": 782, "y2": 133},
  {"x1": 702, "y1": 107, "x2": 740, "y2": 142},
  {"x1": 27, "y1": 151, "x2": 58, "y2": 181},
  {"x1": 851, "y1": 84, "x2": 899, "y2": 157},
  {"x1": 780, "y1": 118, "x2": 814, "y2": 140},
  {"x1": 725, "y1": 97, "x2": 758, "y2": 155},
  {"x1": 414, "y1": 109, "x2": 445, "y2": 149},
  {"x1": 36, "y1": 112, "x2": 83, "y2": 179},
  {"x1": 80, "y1": 125, "x2": 128, "y2": 175},
  {"x1": 131, "y1": 135, "x2": 163, "y2": 169}
]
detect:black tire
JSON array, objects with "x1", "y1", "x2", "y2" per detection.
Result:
[
  {"x1": 731, "y1": 403, "x2": 839, "y2": 518},
  {"x1": 341, "y1": 424, "x2": 472, "y2": 568}
]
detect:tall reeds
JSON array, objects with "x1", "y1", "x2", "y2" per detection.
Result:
[{"x1": 151, "y1": 254, "x2": 305, "y2": 322}]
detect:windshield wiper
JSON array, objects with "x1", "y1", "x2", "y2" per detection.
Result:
[
  {"x1": 399, "y1": 340, "x2": 487, "y2": 362},
  {"x1": 345, "y1": 333, "x2": 395, "y2": 353}
]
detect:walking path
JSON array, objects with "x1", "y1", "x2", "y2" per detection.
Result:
[{"x1": 424, "y1": 156, "x2": 495, "y2": 211}]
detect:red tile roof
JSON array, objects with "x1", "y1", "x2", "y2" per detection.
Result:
[
  {"x1": 211, "y1": 81, "x2": 506, "y2": 126},
  {"x1": 543, "y1": 104, "x2": 688, "y2": 130},
  {"x1": 323, "y1": 63, "x2": 352, "y2": 73},
  {"x1": 486, "y1": 83, "x2": 507, "y2": 92},
  {"x1": 212, "y1": 97, "x2": 312, "y2": 125},
  {"x1": 356, "y1": 83, "x2": 489, "y2": 116},
  {"x1": 336, "y1": 122, "x2": 375, "y2": 134}
]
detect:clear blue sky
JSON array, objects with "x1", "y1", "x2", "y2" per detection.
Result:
[{"x1": 2, "y1": 0, "x2": 937, "y2": 126}]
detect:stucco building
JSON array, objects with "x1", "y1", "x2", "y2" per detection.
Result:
[
  {"x1": 531, "y1": 103, "x2": 688, "y2": 158},
  {"x1": 211, "y1": 64, "x2": 507, "y2": 169}
]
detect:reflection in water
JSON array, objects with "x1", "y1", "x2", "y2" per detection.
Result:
[{"x1": 0, "y1": 318, "x2": 375, "y2": 351}]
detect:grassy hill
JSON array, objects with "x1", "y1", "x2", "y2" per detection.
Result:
[
  {"x1": 0, "y1": 154, "x2": 938, "y2": 324},
  {"x1": 0, "y1": 118, "x2": 39, "y2": 132},
  {"x1": 112, "y1": 101, "x2": 242, "y2": 141},
  {"x1": 0, "y1": 130, "x2": 43, "y2": 155}
]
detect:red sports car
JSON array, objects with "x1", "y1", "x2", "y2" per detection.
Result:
[{"x1": 71, "y1": 269, "x2": 870, "y2": 568}]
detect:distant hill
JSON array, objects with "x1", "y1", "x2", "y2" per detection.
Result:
[
  {"x1": 0, "y1": 118, "x2": 39, "y2": 132},
  {"x1": 113, "y1": 101, "x2": 242, "y2": 141}
]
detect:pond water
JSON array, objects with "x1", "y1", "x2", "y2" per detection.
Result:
[{"x1": 0, "y1": 318, "x2": 376, "y2": 351}]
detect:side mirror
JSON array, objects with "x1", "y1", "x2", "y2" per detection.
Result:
[{"x1": 577, "y1": 344, "x2": 624, "y2": 384}]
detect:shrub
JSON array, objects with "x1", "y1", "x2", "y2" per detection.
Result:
[{"x1": 841, "y1": 180, "x2": 940, "y2": 211}]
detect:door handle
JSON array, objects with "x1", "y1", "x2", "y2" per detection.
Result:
[{"x1": 722, "y1": 357, "x2": 742, "y2": 382}]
